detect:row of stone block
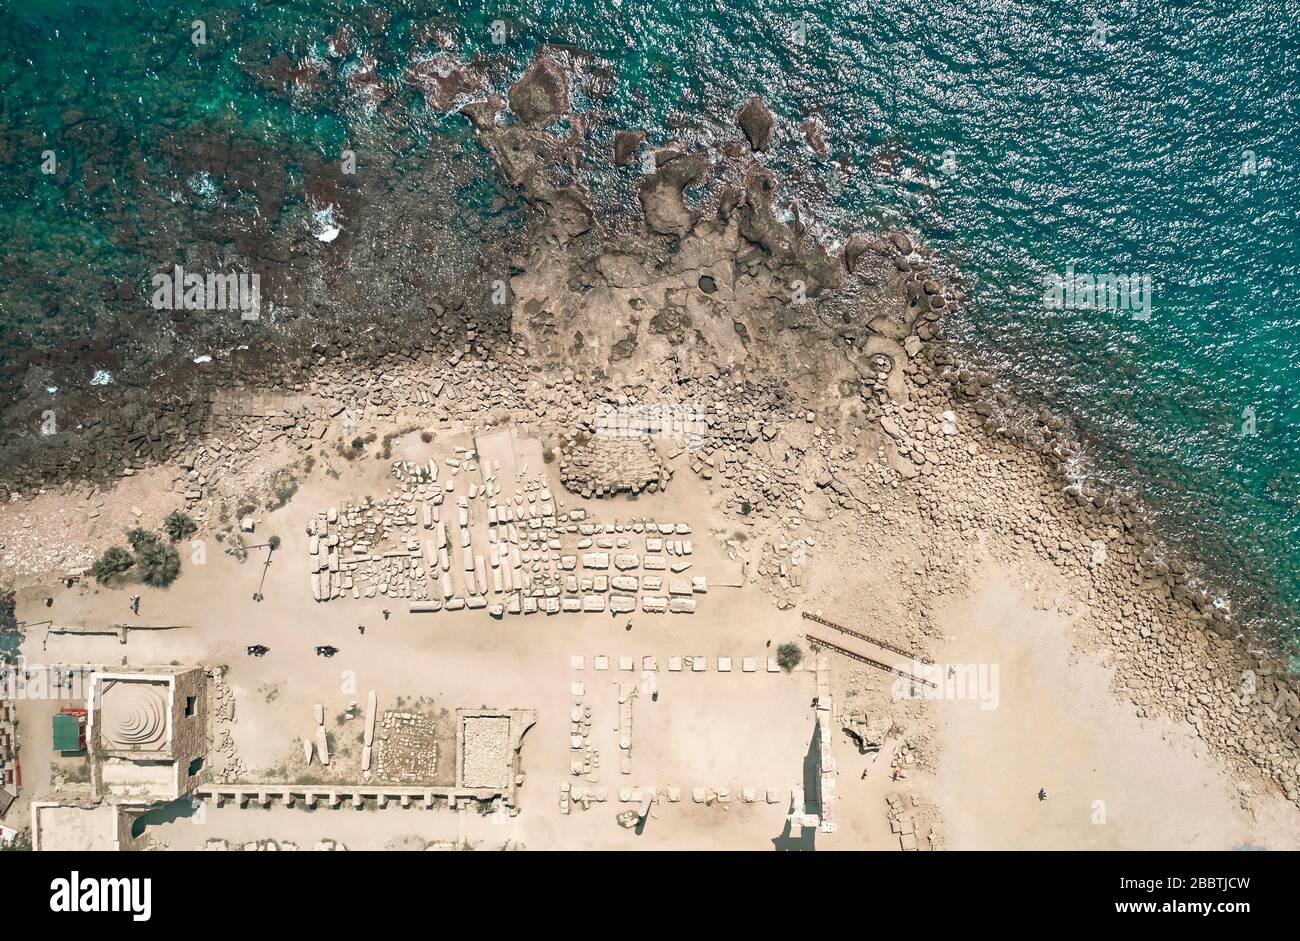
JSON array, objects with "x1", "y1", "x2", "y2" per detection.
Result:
[
  {"x1": 407, "y1": 593, "x2": 697, "y2": 615},
  {"x1": 569, "y1": 655, "x2": 783, "y2": 673},
  {"x1": 559, "y1": 783, "x2": 789, "y2": 808}
]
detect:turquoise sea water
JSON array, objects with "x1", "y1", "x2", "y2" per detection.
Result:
[{"x1": 1, "y1": 1, "x2": 1296, "y2": 642}]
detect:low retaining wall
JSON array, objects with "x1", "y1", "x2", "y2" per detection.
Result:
[{"x1": 196, "y1": 783, "x2": 504, "y2": 810}]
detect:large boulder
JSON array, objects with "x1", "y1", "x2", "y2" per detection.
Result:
[
  {"x1": 737, "y1": 95, "x2": 774, "y2": 152},
  {"x1": 637, "y1": 151, "x2": 708, "y2": 237},
  {"x1": 613, "y1": 129, "x2": 647, "y2": 167},
  {"x1": 843, "y1": 233, "x2": 873, "y2": 272}
]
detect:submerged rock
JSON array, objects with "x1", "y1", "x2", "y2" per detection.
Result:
[
  {"x1": 404, "y1": 55, "x2": 484, "y2": 112},
  {"x1": 460, "y1": 96, "x2": 593, "y2": 239},
  {"x1": 801, "y1": 116, "x2": 829, "y2": 157}
]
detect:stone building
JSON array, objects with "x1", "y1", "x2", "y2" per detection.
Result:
[
  {"x1": 29, "y1": 800, "x2": 138, "y2": 851},
  {"x1": 86, "y1": 666, "x2": 209, "y2": 803},
  {"x1": 31, "y1": 665, "x2": 210, "y2": 851}
]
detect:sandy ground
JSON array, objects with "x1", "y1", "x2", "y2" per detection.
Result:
[
  {"x1": 927, "y1": 564, "x2": 1296, "y2": 850},
  {"x1": 7, "y1": 426, "x2": 1300, "y2": 851},
  {"x1": 9, "y1": 430, "x2": 835, "y2": 850}
]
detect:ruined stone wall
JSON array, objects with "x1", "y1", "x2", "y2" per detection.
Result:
[{"x1": 168, "y1": 667, "x2": 209, "y2": 797}]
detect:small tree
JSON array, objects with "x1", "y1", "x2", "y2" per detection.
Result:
[
  {"x1": 776, "y1": 642, "x2": 804, "y2": 673},
  {"x1": 162, "y1": 510, "x2": 197, "y2": 542},
  {"x1": 126, "y1": 527, "x2": 161, "y2": 553},
  {"x1": 136, "y1": 541, "x2": 181, "y2": 587},
  {"x1": 267, "y1": 535, "x2": 282, "y2": 551},
  {"x1": 91, "y1": 546, "x2": 134, "y2": 582}
]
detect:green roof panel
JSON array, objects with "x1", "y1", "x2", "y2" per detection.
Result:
[{"x1": 52, "y1": 712, "x2": 82, "y2": 752}]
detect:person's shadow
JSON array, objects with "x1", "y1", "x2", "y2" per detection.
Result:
[{"x1": 772, "y1": 723, "x2": 820, "y2": 851}]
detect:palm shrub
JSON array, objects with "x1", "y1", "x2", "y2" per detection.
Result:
[
  {"x1": 91, "y1": 546, "x2": 134, "y2": 582},
  {"x1": 136, "y1": 541, "x2": 181, "y2": 587},
  {"x1": 162, "y1": 510, "x2": 197, "y2": 542}
]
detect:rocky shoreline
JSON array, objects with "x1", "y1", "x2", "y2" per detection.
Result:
[{"x1": 3, "y1": 45, "x2": 1298, "y2": 807}]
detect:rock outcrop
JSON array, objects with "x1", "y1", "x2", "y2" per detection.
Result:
[{"x1": 507, "y1": 47, "x2": 571, "y2": 126}]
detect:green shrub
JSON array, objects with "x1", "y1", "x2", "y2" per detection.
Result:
[
  {"x1": 91, "y1": 546, "x2": 134, "y2": 582},
  {"x1": 264, "y1": 469, "x2": 300, "y2": 511},
  {"x1": 776, "y1": 642, "x2": 803, "y2": 673},
  {"x1": 136, "y1": 541, "x2": 181, "y2": 587},
  {"x1": 125, "y1": 527, "x2": 161, "y2": 553},
  {"x1": 162, "y1": 510, "x2": 197, "y2": 542}
]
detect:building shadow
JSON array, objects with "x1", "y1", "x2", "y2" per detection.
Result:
[
  {"x1": 130, "y1": 796, "x2": 201, "y2": 838},
  {"x1": 771, "y1": 721, "x2": 820, "y2": 851}
]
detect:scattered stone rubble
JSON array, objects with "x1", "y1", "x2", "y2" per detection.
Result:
[
  {"x1": 373, "y1": 711, "x2": 438, "y2": 783},
  {"x1": 886, "y1": 792, "x2": 941, "y2": 851},
  {"x1": 204, "y1": 839, "x2": 303, "y2": 851},
  {"x1": 566, "y1": 671, "x2": 601, "y2": 793},
  {"x1": 461, "y1": 715, "x2": 512, "y2": 790},
  {"x1": 306, "y1": 460, "x2": 704, "y2": 616},
  {"x1": 559, "y1": 436, "x2": 667, "y2": 497},
  {"x1": 209, "y1": 668, "x2": 247, "y2": 784}
]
